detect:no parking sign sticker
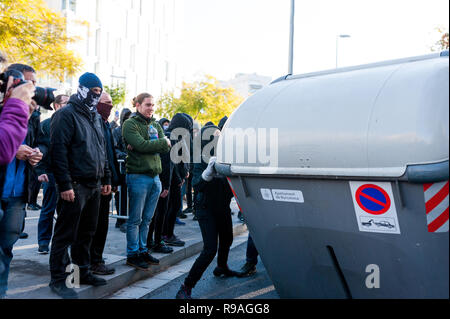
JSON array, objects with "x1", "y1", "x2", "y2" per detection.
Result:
[{"x1": 349, "y1": 181, "x2": 400, "y2": 234}]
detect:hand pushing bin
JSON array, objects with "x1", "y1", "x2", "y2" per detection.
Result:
[{"x1": 215, "y1": 51, "x2": 449, "y2": 298}]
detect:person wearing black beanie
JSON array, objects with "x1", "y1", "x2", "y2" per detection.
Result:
[{"x1": 48, "y1": 72, "x2": 111, "y2": 299}]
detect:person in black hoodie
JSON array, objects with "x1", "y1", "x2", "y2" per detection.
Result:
[
  {"x1": 49, "y1": 72, "x2": 111, "y2": 299},
  {"x1": 112, "y1": 108, "x2": 132, "y2": 230},
  {"x1": 175, "y1": 125, "x2": 241, "y2": 299},
  {"x1": 161, "y1": 113, "x2": 192, "y2": 247}
]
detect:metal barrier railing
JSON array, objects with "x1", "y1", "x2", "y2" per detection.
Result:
[{"x1": 110, "y1": 159, "x2": 129, "y2": 220}]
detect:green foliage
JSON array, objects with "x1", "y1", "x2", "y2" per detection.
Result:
[
  {"x1": 104, "y1": 84, "x2": 127, "y2": 108},
  {"x1": 158, "y1": 75, "x2": 244, "y2": 125},
  {"x1": 0, "y1": 0, "x2": 84, "y2": 81}
]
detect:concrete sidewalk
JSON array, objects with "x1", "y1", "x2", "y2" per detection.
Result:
[{"x1": 5, "y1": 192, "x2": 247, "y2": 299}]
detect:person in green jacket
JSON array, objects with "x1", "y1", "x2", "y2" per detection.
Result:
[{"x1": 122, "y1": 92, "x2": 171, "y2": 270}]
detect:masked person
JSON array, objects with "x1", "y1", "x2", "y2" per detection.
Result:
[
  {"x1": 112, "y1": 108, "x2": 132, "y2": 231},
  {"x1": 176, "y1": 125, "x2": 242, "y2": 299},
  {"x1": 49, "y1": 72, "x2": 111, "y2": 299},
  {"x1": 89, "y1": 92, "x2": 121, "y2": 275}
]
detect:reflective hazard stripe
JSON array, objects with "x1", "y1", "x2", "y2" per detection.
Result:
[{"x1": 424, "y1": 181, "x2": 449, "y2": 233}]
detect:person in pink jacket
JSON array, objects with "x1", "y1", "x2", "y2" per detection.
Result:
[{"x1": 0, "y1": 79, "x2": 35, "y2": 165}]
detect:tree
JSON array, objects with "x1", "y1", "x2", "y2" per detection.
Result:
[
  {"x1": 104, "y1": 84, "x2": 127, "y2": 109},
  {"x1": 431, "y1": 27, "x2": 449, "y2": 51},
  {"x1": 158, "y1": 75, "x2": 244, "y2": 125},
  {"x1": 0, "y1": 0, "x2": 83, "y2": 81}
]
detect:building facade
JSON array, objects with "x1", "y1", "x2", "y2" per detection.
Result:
[{"x1": 43, "y1": 0, "x2": 183, "y2": 111}]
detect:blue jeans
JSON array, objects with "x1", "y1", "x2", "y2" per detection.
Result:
[
  {"x1": 37, "y1": 173, "x2": 57, "y2": 246},
  {"x1": 0, "y1": 197, "x2": 26, "y2": 297},
  {"x1": 126, "y1": 174, "x2": 161, "y2": 257}
]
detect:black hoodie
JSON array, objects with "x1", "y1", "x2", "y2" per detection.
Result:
[
  {"x1": 112, "y1": 108, "x2": 132, "y2": 160},
  {"x1": 159, "y1": 113, "x2": 192, "y2": 191},
  {"x1": 192, "y1": 125, "x2": 233, "y2": 215}
]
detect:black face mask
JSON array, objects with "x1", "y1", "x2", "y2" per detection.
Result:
[{"x1": 77, "y1": 85, "x2": 101, "y2": 111}]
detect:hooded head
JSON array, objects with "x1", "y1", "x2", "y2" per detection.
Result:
[
  {"x1": 120, "y1": 108, "x2": 132, "y2": 126},
  {"x1": 218, "y1": 116, "x2": 228, "y2": 131},
  {"x1": 97, "y1": 92, "x2": 113, "y2": 122},
  {"x1": 168, "y1": 113, "x2": 193, "y2": 133},
  {"x1": 77, "y1": 72, "x2": 103, "y2": 111},
  {"x1": 204, "y1": 121, "x2": 215, "y2": 127},
  {"x1": 200, "y1": 125, "x2": 221, "y2": 165},
  {"x1": 159, "y1": 117, "x2": 170, "y2": 131}
]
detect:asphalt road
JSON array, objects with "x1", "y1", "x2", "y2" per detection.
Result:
[{"x1": 143, "y1": 240, "x2": 279, "y2": 299}]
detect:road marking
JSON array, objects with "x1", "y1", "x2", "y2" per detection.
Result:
[
  {"x1": 235, "y1": 285, "x2": 276, "y2": 299},
  {"x1": 12, "y1": 244, "x2": 38, "y2": 251}
]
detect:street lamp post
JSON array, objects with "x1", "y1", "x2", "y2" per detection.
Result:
[{"x1": 336, "y1": 34, "x2": 351, "y2": 68}]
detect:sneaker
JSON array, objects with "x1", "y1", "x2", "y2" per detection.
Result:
[
  {"x1": 178, "y1": 213, "x2": 188, "y2": 219},
  {"x1": 238, "y1": 262, "x2": 257, "y2": 277},
  {"x1": 152, "y1": 241, "x2": 173, "y2": 254},
  {"x1": 119, "y1": 223, "x2": 127, "y2": 233},
  {"x1": 91, "y1": 263, "x2": 115, "y2": 275},
  {"x1": 126, "y1": 255, "x2": 149, "y2": 270},
  {"x1": 49, "y1": 281, "x2": 79, "y2": 299},
  {"x1": 182, "y1": 207, "x2": 193, "y2": 215},
  {"x1": 80, "y1": 273, "x2": 107, "y2": 286},
  {"x1": 38, "y1": 244, "x2": 49, "y2": 254},
  {"x1": 27, "y1": 203, "x2": 41, "y2": 211},
  {"x1": 175, "y1": 284, "x2": 192, "y2": 299},
  {"x1": 140, "y1": 251, "x2": 159, "y2": 265},
  {"x1": 163, "y1": 235, "x2": 185, "y2": 247},
  {"x1": 175, "y1": 217, "x2": 186, "y2": 225},
  {"x1": 213, "y1": 266, "x2": 241, "y2": 278},
  {"x1": 19, "y1": 232, "x2": 28, "y2": 239},
  {"x1": 238, "y1": 211, "x2": 245, "y2": 222}
]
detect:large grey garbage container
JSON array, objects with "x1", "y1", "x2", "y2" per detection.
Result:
[{"x1": 215, "y1": 51, "x2": 449, "y2": 298}]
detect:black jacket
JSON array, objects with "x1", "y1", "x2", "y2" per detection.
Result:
[
  {"x1": 50, "y1": 94, "x2": 111, "y2": 192},
  {"x1": 35, "y1": 117, "x2": 51, "y2": 176},
  {"x1": 112, "y1": 108, "x2": 132, "y2": 160},
  {"x1": 192, "y1": 125, "x2": 233, "y2": 214}
]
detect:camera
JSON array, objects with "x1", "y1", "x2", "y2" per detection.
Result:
[{"x1": 0, "y1": 69, "x2": 56, "y2": 110}]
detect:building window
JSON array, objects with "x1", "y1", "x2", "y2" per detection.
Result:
[
  {"x1": 61, "y1": 0, "x2": 66, "y2": 10},
  {"x1": 69, "y1": 0, "x2": 76, "y2": 12}
]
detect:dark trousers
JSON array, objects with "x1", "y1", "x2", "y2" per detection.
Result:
[
  {"x1": 37, "y1": 173, "x2": 58, "y2": 246},
  {"x1": 246, "y1": 235, "x2": 259, "y2": 265},
  {"x1": 162, "y1": 182, "x2": 181, "y2": 238},
  {"x1": 184, "y1": 207, "x2": 233, "y2": 288},
  {"x1": 49, "y1": 183, "x2": 101, "y2": 284},
  {"x1": 29, "y1": 170, "x2": 41, "y2": 205},
  {"x1": 185, "y1": 173, "x2": 193, "y2": 209},
  {"x1": 90, "y1": 193, "x2": 112, "y2": 265},
  {"x1": 148, "y1": 193, "x2": 169, "y2": 246},
  {"x1": 114, "y1": 184, "x2": 127, "y2": 226}
]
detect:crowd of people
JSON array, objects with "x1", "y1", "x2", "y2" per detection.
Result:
[{"x1": 0, "y1": 60, "x2": 260, "y2": 299}]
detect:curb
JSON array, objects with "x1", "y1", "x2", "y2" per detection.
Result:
[{"x1": 10, "y1": 222, "x2": 248, "y2": 299}]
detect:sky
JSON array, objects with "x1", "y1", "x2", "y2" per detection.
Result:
[{"x1": 179, "y1": 0, "x2": 449, "y2": 82}]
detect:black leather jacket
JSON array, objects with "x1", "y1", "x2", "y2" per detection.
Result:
[{"x1": 50, "y1": 94, "x2": 111, "y2": 192}]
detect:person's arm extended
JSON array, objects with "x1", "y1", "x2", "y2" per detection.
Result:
[
  {"x1": 122, "y1": 120, "x2": 170, "y2": 154},
  {"x1": 0, "y1": 98, "x2": 29, "y2": 165}
]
